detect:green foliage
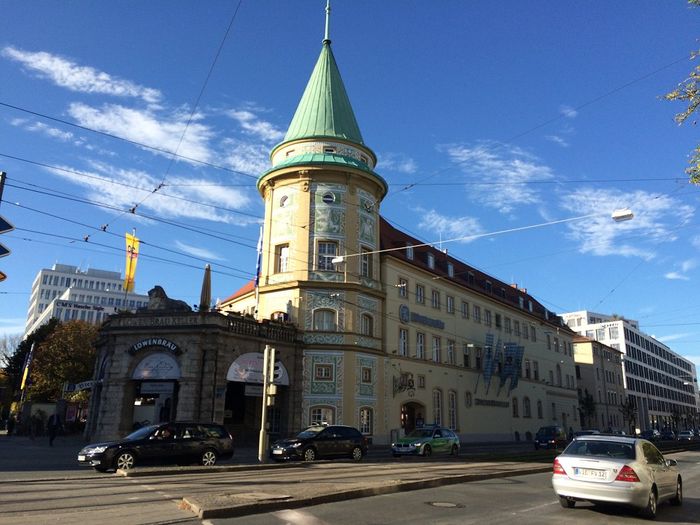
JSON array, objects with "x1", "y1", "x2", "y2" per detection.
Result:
[
  {"x1": 664, "y1": 0, "x2": 700, "y2": 184},
  {"x1": 3, "y1": 318, "x2": 60, "y2": 394},
  {"x1": 28, "y1": 321, "x2": 98, "y2": 402}
]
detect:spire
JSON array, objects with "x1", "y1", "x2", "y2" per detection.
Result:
[
  {"x1": 280, "y1": 1, "x2": 364, "y2": 146},
  {"x1": 324, "y1": 0, "x2": 331, "y2": 44}
]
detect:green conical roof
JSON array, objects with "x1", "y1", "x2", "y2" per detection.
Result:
[{"x1": 283, "y1": 41, "x2": 364, "y2": 146}]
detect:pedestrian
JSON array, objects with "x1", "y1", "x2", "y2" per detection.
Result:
[
  {"x1": 47, "y1": 412, "x2": 63, "y2": 446},
  {"x1": 6, "y1": 414, "x2": 15, "y2": 437}
]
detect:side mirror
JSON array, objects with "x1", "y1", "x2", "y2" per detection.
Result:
[{"x1": 667, "y1": 459, "x2": 678, "y2": 467}]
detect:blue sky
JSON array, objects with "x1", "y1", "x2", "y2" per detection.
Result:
[{"x1": 1, "y1": 1, "x2": 699, "y2": 370}]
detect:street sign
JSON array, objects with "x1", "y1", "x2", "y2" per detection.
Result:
[{"x1": 0, "y1": 216, "x2": 13, "y2": 234}]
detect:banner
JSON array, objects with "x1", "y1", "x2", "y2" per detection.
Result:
[
  {"x1": 20, "y1": 342, "x2": 35, "y2": 391},
  {"x1": 482, "y1": 333, "x2": 495, "y2": 390},
  {"x1": 124, "y1": 233, "x2": 140, "y2": 292}
]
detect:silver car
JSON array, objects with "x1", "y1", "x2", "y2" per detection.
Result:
[{"x1": 552, "y1": 435, "x2": 682, "y2": 519}]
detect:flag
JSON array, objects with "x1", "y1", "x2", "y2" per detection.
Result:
[
  {"x1": 124, "y1": 232, "x2": 140, "y2": 292},
  {"x1": 20, "y1": 342, "x2": 35, "y2": 391},
  {"x1": 254, "y1": 226, "x2": 263, "y2": 289}
]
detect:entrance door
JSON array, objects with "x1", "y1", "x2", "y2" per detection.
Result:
[{"x1": 401, "y1": 402, "x2": 425, "y2": 434}]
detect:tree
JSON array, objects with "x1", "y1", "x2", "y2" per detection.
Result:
[
  {"x1": 664, "y1": 0, "x2": 700, "y2": 184},
  {"x1": 3, "y1": 318, "x2": 60, "y2": 396},
  {"x1": 27, "y1": 321, "x2": 98, "y2": 402},
  {"x1": 579, "y1": 390, "x2": 596, "y2": 428},
  {"x1": 619, "y1": 397, "x2": 638, "y2": 435}
]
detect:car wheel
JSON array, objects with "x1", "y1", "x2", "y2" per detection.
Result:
[
  {"x1": 450, "y1": 444, "x2": 459, "y2": 456},
  {"x1": 559, "y1": 496, "x2": 575, "y2": 508},
  {"x1": 640, "y1": 487, "x2": 657, "y2": 519},
  {"x1": 422, "y1": 444, "x2": 432, "y2": 457},
  {"x1": 303, "y1": 447, "x2": 316, "y2": 462},
  {"x1": 115, "y1": 451, "x2": 135, "y2": 470},
  {"x1": 201, "y1": 449, "x2": 217, "y2": 466},
  {"x1": 671, "y1": 477, "x2": 683, "y2": 506},
  {"x1": 350, "y1": 446, "x2": 363, "y2": 462}
]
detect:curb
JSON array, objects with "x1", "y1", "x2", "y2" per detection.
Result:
[{"x1": 182, "y1": 464, "x2": 553, "y2": 519}]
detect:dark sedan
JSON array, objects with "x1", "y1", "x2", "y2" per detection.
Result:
[
  {"x1": 78, "y1": 422, "x2": 233, "y2": 472},
  {"x1": 270, "y1": 424, "x2": 367, "y2": 462}
]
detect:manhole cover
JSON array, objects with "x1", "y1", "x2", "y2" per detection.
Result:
[{"x1": 427, "y1": 501, "x2": 463, "y2": 508}]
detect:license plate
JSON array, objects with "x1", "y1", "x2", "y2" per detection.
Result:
[
  {"x1": 78, "y1": 455, "x2": 86, "y2": 461},
  {"x1": 272, "y1": 449, "x2": 283, "y2": 455},
  {"x1": 574, "y1": 467, "x2": 606, "y2": 479}
]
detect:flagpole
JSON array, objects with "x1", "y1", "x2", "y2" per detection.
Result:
[{"x1": 254, "y1": 225, "x2": 263, "y2": 320}]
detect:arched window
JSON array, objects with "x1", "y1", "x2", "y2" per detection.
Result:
[
  {"x1": 523, "y1": 397, "x2": 532, "y2": 418},
  {"x1": 309, "y1": 405, "x2": 335, "y2": 425},
  {"x1": 512, "y1": 397, "x2": 519, "y2": 417},
  {"x1": 360, "y1": 313, "x2": 374, "y2": 336},
  {"x1": 359, "y1": 407, "x2": 373, "y2": 435},
  {"x1": 313, "y1": 309, "x2": 337, "y2": 331},
  {"x1": 537, "y1": 400, "x2": 543, "y2": 419},
  {"x1": 432, "y1": 389, "x2": 443, "y2": 426},
  {"x1": 448, "y1": 390, "x2": 458, "y2": 430}
]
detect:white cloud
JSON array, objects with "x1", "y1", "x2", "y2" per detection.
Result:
[
  {"x1": 68, "y1": 103, "x2": 215, "y2": 163},
  {"x1": 444, "y1": 143, "x2": 555, "y2": 214},
  {"x1": 227, "y1": 109, "x2": 284, "y2": 143},
  {"x1": 3, "y1": 46, "x2": 161, "y2": 103},
  {"x1": 379, "y1": 153, "x2": 417, "y2": 174},
  {"x1": 11, "y1": 118, "x2": 74, "y2": 141},
  {"x1": 681, "y1": 259, "x2": 697, "y2": 273},
  {"x1": 560, "y1": 105, "x2": 578, "y2": 118},
  {"x1": 220, "y1": 138, "x2": 271, "y2": 175},
  {"x1": 174, "y1": 240, "x2": 224, "y2": 261},
  {"x1": 417, "y1": 209, "x2": 485, "y2": 243},
  {"x1": 560, "y1": 188, "x2": 695, "y2": 258},
  {"x1": 656, "y1": 332, "x2": 693, "y2": 343},
  {"x1": 665, "y1": 271, "x2": 689, "y2": 281},
  {"x1": 692, "y1": 235, "x2": 700, "y2": 249},
  {"x1": 545, "y1": 135, "x2": 569, "y2": 147}
]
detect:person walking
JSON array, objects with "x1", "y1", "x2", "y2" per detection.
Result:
[{"x1": 47, "y1": 412, "x2": 62, "y2": 446}]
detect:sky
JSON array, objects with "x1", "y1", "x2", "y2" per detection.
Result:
[{"x1": 1, "y1": 1, "x2": 699, "y2": 370}]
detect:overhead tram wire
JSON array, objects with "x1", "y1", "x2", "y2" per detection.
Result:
[
  {"x1": 96, "y1": 0, "x2": 244, "y2": 238},
  {"x1": 386, "y1": 53, "x2": 694, "y2": 196}
]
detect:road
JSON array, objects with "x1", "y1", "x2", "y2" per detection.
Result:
[{"x1": 211, "y1": 450, "x2": 700, "y2": 525}]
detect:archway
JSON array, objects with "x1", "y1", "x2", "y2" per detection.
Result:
[
  {"x1": 131, "y1": 352, "x2": 181, "y2": 428},
  {"x1": 401, "y1": 401, "x2": 426, "y2": 434}
]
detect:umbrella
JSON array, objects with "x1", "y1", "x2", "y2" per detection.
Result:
[{"x1": 199, "y1": 264, "x2": 211, "y2": 313}]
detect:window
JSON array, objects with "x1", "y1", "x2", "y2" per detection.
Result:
[
  {"x1": 416, "y1": 332, "x2": 426, "y2": 359},
  {"x1": 524, "y1": 359, "x2": 531, "y2": 379},
  {"x1": 495, "y1": 313, "x2": 502, "y2": 329},
  {"x1": 484, "y1": 310, "x2": 492, "y2": 326},
  {"x1": 505, "y1": 317, "x2": 511, "y2": 333},
  {"x1": 359, "y1": 407, "x2": 373, "y2": 435},
  {"x1": 317, "y1": 241, "x2": 338, "y2": 271},
  {"x1": 447, "y1": 296, "x2": 454, "y2": 314},
  {"x1": 448, "y1": 391, "x2": 458, "y2": 430},
  {"x1": 310, "y1": 406, "x2": 334, "y2": 425},
  {"x1": 530, "y1": 326, "x2": 536, "y2": 341},
  {"x1": 475, "y1": 348, "x2": 482, "y2": 370},
  {"x1": 556, "y1": 364, "x2": 562, "y2": 386},
  {"x1": 549, "y1": 370, "x2": 554, "y2": 385},
  {"x1": 398, "y1": 278, "x2": 408, "y2": 297},
  {"x1": 432, "y1": 336, "x2": 441, "y2": 363},
  {"x1": 514, "y1": 321, "x2": 520, "y2": 336},
  {"x1": 512, "y1": 398, "x2": 519, "y2": 417},
  {"x1": 447, "y1": 340, "x2": 455, "y2": 365},
  {"x1": 361, "y1": 367, "x2": 372, "y2": 383},
  {"x1": 360, "y1": 314, "x2": 374, "y2": 336},
  {"x1": 609, "y1": 326, "x2": 619, "y2": 339},
  {"x1": 523, "y1": 323, "x2": 529, "y2": 339},
  {"x1": 275, "y1": 244, "x2": 289, "y2": 273},
  {"x1": 473, "y1": 305, "x2": 481, "y2": 323},
  {"x1": 554, "y1": 337, "x2": 560, "y2": 353},
  {"x1": 447, "y1": 262, "x2": 454, "y2": 277},
  {"x1": 416, "y1": 284, "x2": 425, "y2": 304},
  {"x1": 406, "y1": 244, "x2": 414, "y2": 260},
  {"x1": 313, "y1": 309, "x2": 337, "y2": 331},
  {"x1": 417, "y1": 375, "x2": 426, "y2": 388},
  {"x1": 314, "y1": 364, "x2": 333, "y2": 381},
  {"x1": 463, "y1": 343, "x2": 472, "y2": 368},
  {"x1": 485, "y1": 280, "x2": 492, "y2": 293},
  {"x1": 427, "y1": 253, "x2": 435, "y2": 269},
  {"x1": 360, "y1": 247, "x2": 373, "y2": 278},
  {"x1": 433, "y1": 389, "x2": 443, "y2": 426},
  {"x1": 279, "y1": 195, "x2": 289, "y2": 207},
  {"x1": 546, "y1": 334, "x2": 552, "y2": 350},
  {"x1": 537, "y1": 400, "x2": 543, "y2": 419},
  {"x1": 461, "y1": 301, "x2": 469, "y2": 319},
  {"x1": 431, "y1": 289, "x2": 440, "y2": 309},
  {"x1": 399, "y1": 328, "x2": 408, "y2": 356},
  {"x1": 523, "y1": 397, "x2": 532, "y2": 418}
]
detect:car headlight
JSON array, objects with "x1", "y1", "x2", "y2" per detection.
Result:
[
  {"x1": 87, "y1": 445, "x2": 108, "y2": 454},
  {"x1": 412, "y1": 442, "x2": 423, "y2": 447},
  {"x1": 291, "y1": 442, "x2": 303, "y2": 448}
]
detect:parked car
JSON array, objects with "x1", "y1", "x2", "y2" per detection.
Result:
[
  {"x1": 640, "y1": 429, "x2": 661, "y2": 441},
  {"x1": 77, "y1": 422, "x2": 234, "y2": 472},
  {"x1": 391, "y1": 426, "x2": 460, "y2": 457},
  {"x1": 552, "y1": 435, "x2": 682, "y2": 519},
  {"x1": 534, "y1": 425, "x2": 568, "y2": 450},
  {"x1": 574, "y1": 429, "x2": 601, "y2": 437},
  {"x1": 660, "y1": 430, "x2": 676, "y2": 441},
  {"x1": 677, "y1": 430, "x2": 695, "y2": 441},
  {"x1": 270, "y1": 424, "x2": 367, "y2": 462}
]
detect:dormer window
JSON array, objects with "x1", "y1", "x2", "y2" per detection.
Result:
[
  {"x1": 426, "y1": 253, "x2": 435, "y2": 269},
  {"x1": 406, "y1": 244, "x2": 414, "y2": 260},
  {"x1": 447, "y1": 262, "x2": 454, "y2": 277},
  {"x1": 485, "y1": 280, "x2": 492, "y2": 293},
  {"x1": 360, "y1": 155, "x2": 368, "y2": 164}
]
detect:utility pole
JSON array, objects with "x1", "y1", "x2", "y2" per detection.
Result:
[{"x1": 257, "y1": 345, "x2": 276, "y2": 462}]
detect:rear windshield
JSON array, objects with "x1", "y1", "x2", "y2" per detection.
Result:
[{"x1": 564, "y1": 440, "x2": 635, "y2": 460}]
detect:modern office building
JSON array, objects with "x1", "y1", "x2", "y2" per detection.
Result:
[
  {"x1": 25, "y1": 263, "x2": 149, "y2": 337},
  {"x1": 562, "y1": 310, "x2": 699, "y2": 432},
  {"x1": 572, "y1": 336, "x2": 627, "y2": 432}
]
